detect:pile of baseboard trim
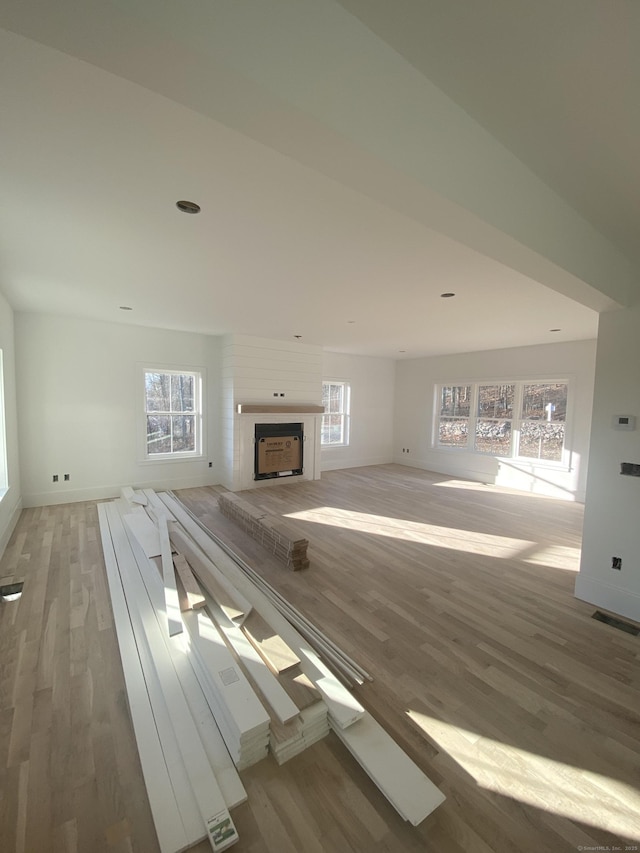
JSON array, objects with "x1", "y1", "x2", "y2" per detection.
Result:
[
  {"x1": 162, "y1": 490, "x2": 446, "y2": 826},
  {"x1": 98, "y1": 499, "x2": 243, "y2": 853},
  {"x1": 218, "y1": 492, "x2": 310, "y2": 570},
  {"x1": 99, "y1": 486, "x2": 445, "y2": 853}
]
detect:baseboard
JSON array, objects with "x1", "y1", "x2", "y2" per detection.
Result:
[
  {"x1": 0, "y1": 493, "x2": 23, "y2": 561},
  {"x1": 574, "y1": 574, "x2": 640, "y2": 624},
  {"x1": 21, "y1": 475, "x2": 217, "y2": 508}
]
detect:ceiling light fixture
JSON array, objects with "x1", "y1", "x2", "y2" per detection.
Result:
[
  {"x1": 176, "y1": 200, "x2": 201, "y2": 214},
  {"x1": 549, "y1": 328, "x2": 561, "y2": 332},
  {"x1": 119, "y1": 306, "x2": 133, "y2": 311},
  {"x1": 293, "y1": 334, "x2": 302, "y2": 340},
  {"x1": 440, "y1": 292, "x2": 456, "y2": 298}
]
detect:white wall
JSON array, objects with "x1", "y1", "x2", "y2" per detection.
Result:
[
  {"x1": 321, "y1": 351, "x2": 395, "y2": 471},
  {"x1": 394, "y1": 340, "x2": 597, "y2": 501},
  {"x1": 16, "y1": 314, "x2": 222, "y2": 507},
  {"x1": 0, "y1": 292, "x2": 22, "y2": 556},
  {"x1": 576, "y1": 306, "x2": 640, "y2": 622}
]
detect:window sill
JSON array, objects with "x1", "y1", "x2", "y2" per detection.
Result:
[
  {"x1": 433, "y1": 446, "x2": 570, "y2": 472},
  {"x1": 321, "y1": 444, "x2": 349, "y2": 450},
  {"x1": 139, "y1": 454, "x2": 204, "y2": 465}
]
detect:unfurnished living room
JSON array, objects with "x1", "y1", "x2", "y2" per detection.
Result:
[{"x1": 1, "y1": 2, "x2": 639, "y2": 852}]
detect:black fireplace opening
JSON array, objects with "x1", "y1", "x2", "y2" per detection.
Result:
[{"x1": 254, "y1": 422, "x2": 304, "y2": 480}]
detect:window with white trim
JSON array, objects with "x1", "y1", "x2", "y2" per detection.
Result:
[
  {"x1": 143, "y1": 368, "x2": 203, "y2": 459},
  {"x1": 436, "y1": 380, "x2": 568, "y2": 463},
  {"x1": 321, "y1": 381, "x2": 350, "y2": 446}
]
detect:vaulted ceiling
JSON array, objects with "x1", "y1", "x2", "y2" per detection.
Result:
[{"x1": 1, "y1": 1, "x2": 637, "y2": 357}]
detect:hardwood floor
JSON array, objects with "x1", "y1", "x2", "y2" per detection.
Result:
[{"x1": 1, "y1": 464, "x2": 639, "y2": 852}]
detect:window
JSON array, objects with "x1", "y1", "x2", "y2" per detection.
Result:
[
  {"x1": 143, "y1": 368, "x2": 203, "y2": 459},
  {"x1": 435, "y1": 380, "x2": 568, "y2": 464},
  {"x1": 322, "y1": 381, "x2": 350, "y2": 446}
]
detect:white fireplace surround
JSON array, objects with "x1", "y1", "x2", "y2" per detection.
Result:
[{"x1": 234, "y1": 409, "x2": 323, "y2": 491}]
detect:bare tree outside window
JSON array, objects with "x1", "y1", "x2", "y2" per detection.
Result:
[{"x1": 144, "y1": 370, "x2": 201, "y2": 457}]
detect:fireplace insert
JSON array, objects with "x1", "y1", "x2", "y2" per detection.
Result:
[{"x1": 254, "y1": 422, "x2": 303, "y2": 480}]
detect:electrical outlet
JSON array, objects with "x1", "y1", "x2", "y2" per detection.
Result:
[
  {"x1": 52, "y1": 474, "x2": 58, "y2": 483},
  {"x1": 208, "y1": 461, "x2": 213, "y2": 468},
  {"x1": 64, "y1": 474, "x2": 70, "y2": 481},
  {"x1": 612, "y1": 556, "x2": 622, "y2": 570}
]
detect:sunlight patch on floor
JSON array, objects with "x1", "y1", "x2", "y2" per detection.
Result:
[
  {"x1": 408, "y1": 709, "x2": 640, "y2": 840},
  {"x1": 522, "y1": 544, "x2": 581, "y2": 572},
  {"x1": 285, "y1": 506, "x2": 535, "y2": 558}
]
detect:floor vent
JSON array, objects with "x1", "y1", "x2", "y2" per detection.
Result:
[{"x1": 592, "y1": 610, "x2": 640, "y2": 636}]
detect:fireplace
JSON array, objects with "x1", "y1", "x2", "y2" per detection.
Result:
[{"x1": 254, "y1": 422, "x2": 303, "y2": 480}]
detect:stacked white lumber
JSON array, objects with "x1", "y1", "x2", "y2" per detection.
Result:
[
  {"x1": 269, "y1": 701, "x2": 329, "y2": 765},
  {"x1": 99, "y1": 500, "x2": 241, "y2": 852},
  {"x1": 218, "y1": 492, "x2": 309, "y2": 570},
  {"x1": 159, "y1": 491, "x2": 446, "y2": 826},
  {"x1": 159, "y1": 492, "x2": 365, "y2": 730},
  {"x1": 125, "y1": 521, "x2": 246, "y2": 811},
  {"x1": 182, "y1": 608, "x2": 271, "y2": 770}
]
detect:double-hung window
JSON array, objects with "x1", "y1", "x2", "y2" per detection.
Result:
[
  {"x1": 322, "y1": 381, "x2": 350, "y2": 446},
  {"x1": 436, "y1": 380, "x2": 568, "y2": 463},
  {"x1": 143, "y1": 368, "x2": 203, "y2": 459}
]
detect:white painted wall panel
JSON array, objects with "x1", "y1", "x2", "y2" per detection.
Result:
[
  {"x1": 16, "y1": 314, "x2": 223, "y2": 507},
  {"x1": 321, "y1": 352, "x2": 395, "y2": 472},
  {"x1": 577, "y1": 306, "x2": 640, "y2": 622}
]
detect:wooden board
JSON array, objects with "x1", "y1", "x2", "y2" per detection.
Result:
[
  {"x1": 173, "y1": 553, "x2": 206, "y2": 611},
  {"x1": 133, "y1": 542, "x2": 247, "y2": 810},
  {"x1": 108, "y1": 502, "x2": 238, "y2": 849},
  {"x1": 170, "y1": 528, "x2": 251, "y2": 624},
  {"x1": 158, "y1": 493, "x2": 365, "y2": 730},
  {"x1": 152, "y1": 510, "x2": 183, "y2": 637},
  {"x1": 331, "y1": 711, "x2": 445, "y2": 826},
  {"x1": 98, "y1": 503, "x2": 192, "y2": 853},
  {"x1": 204, "y1": 593, "x2": 300, "y2": 725},
  {"x1": 123, "y1": 512, "x2": 161, "y2": 558},
  {"x1": 242, "y1": 611, "x2": 300, "y2": 674}
]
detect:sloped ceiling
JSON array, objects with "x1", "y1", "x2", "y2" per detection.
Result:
[{"x1": 0, "y1": 1, "x2": 637, "y2": 357}]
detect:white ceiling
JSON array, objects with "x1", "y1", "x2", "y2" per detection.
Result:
[{"x1": 0, "y1": 1, "x2": 637, "y2": 359}]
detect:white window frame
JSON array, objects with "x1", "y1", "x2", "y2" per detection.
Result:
[
  {"x1": 434, "y1": 378, "x2": 571, "y2": 467},
  {"x1": 321, "y1": 380, "x2": 351, "y2": 447},
  {"x1": 140, "y1": 365, "x2": 204, "y2": 462}
]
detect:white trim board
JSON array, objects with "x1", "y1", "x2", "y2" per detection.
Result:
[
  {"x1": 97, "y1": 502, "x2": 191, "y2": 853},
  {"x1": 108, "y1": 501, "x2": 238, "y2": 848},
  {"x1": 331, "y1": 712, "x2": 446, "y2": 826},
  {"x1": 131, "y1": 527, "x2": 247, "y2": 810}
]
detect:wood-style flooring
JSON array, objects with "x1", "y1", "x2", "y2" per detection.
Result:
[{"x1": 1, "y1": 464, "x2": 639, "y2": 852}]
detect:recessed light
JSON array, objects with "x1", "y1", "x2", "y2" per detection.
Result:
[
  {"x1": 347, "y1": 320, "x2": 355, "y2": 324},
  {"x1": 119, "y1": 306, "x2": 133, "y2": 311},
  {"x1": 176, "y1": 200, "x2": 201, "y2": 214},
  {"x1": 399, "y1": 350, "x2": 406, "y2": 353},
  {"x1": 549, "y1": 328, "x2": 561, "y2": 332},
  {"x1": 440, "y1": 292, "x2": 456, "y2": 298}
]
